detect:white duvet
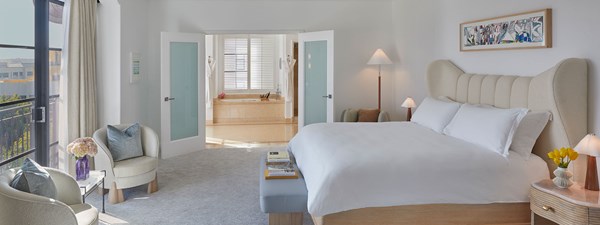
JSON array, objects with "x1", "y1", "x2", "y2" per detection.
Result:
[{"x1": 288, "y1": 122, "x2": 549, "y2": 217}]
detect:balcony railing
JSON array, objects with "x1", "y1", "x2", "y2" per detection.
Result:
[{"x1": 0, "y1": 95, "x2": 59, "y2": 171}]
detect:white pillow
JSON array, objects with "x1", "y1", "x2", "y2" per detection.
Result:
[
  {"x1": 411, "y1": 97, "x2": 461, "y2": 133},
  {"x1": 510, "y1": 111, "x2": 551, "y2": 159},
  {"x1": 443, "y1": 104, "x2": 528, "y2": 157}
]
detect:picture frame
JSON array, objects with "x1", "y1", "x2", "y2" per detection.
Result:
[
  {"x1": 130, "y1": 52, "x2": 141, "y2": 83},
  {"x1": 460, "y1": 9, "x2": 552, "y2": 51}
]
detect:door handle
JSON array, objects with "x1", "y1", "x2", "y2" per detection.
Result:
[
  {"x1": 164, "y1": 97, "x2": 175, "y2": 102},
  {"x1": 322, "y1": 94, "x2": 332, "y2": 99}
]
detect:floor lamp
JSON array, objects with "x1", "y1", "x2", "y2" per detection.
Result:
[{"x1": 367, "y1": 49, "x2": 392, "y2": 111}]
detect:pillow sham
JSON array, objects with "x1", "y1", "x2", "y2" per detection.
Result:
[
  {"x1": 107, "y1": 123, "x2": 144, "y2": 161},
  {"x1": 510, "y1": 111, "x2": 551, "y2": 159},
  {"x1": 410, "y1": 97, "x2": 461, "y2": 133},
  {"x1": 443, "y1": 104, "x2": 528, "y2": 157},
  {"x1": 357, "y1": 109, "x2": 380, "y2": 122}
]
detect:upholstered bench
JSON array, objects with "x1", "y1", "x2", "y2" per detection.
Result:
[{"x1": 259, "y1": 153, "x2": 308, "y2": 225}]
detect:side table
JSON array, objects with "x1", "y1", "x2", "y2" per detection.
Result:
[
  {"x1": 77, "y1": 170, "x2": 106, "y2": 213},
  {"x1": 531, "y1": 180, "x2": 600, "y2": 225}
]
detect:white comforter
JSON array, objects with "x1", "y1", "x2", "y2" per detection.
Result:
[{"x1": 288, "y1": 122, "x2": 549, "y2": 217}]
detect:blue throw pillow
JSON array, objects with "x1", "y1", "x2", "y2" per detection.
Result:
[
  {"x1": 107, "y1": 123, "x2": 144, "y2": 161},
  {"x1": 10, "y1": 158, "x2": 57, "y2": 199}
]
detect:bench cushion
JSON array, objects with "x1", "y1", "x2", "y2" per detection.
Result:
[{"x1": 259, "y1": 154, "x2": 308, "y2": 213}]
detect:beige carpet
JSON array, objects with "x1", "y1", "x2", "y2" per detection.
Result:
[{"x1": 87, "y1": 147, "x2": 313, "y2": 225}]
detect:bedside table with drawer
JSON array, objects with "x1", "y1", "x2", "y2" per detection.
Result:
[{"x1": 531, "y1": 180, "x2": 600, "y2": 225}]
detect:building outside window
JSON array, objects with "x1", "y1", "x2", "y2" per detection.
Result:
[{"x1": 0, "y1": 0, "x2": 64, "y2": 171}]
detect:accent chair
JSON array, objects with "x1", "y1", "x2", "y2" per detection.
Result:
[{"x1": 93, "y1": 124, "x2": 159, "y2": 204}]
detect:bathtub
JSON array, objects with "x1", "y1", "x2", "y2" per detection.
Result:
[
  {"x1": 213, "y1": 94, "x2": 285, "y2": 124},
  {"x1": 218, "y1": 98, "x2": 261, "y2": 103}
]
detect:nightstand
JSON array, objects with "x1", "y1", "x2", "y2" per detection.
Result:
[{"x1": 530, "y1": 180, "x2": 600, "y2": 225}]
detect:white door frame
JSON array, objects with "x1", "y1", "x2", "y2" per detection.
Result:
[
  {"x1": 298, "y1": 30, "x2": 334, "y2": 129},
  {"x1": 160, "y1": 32, "x2": 205, "y2": 159}
]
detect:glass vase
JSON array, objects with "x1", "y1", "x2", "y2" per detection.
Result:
[{"x1": 76, "y1": 155, "x2": 90, "y2": 181}]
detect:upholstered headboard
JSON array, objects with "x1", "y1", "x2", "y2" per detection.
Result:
[{"x1": 427, "y1": 58, "x2": 588, "y2": 181}]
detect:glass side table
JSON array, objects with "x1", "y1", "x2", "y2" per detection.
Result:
[{"x1": 77, "y1": 170, "x2": 106, "y2": 213}]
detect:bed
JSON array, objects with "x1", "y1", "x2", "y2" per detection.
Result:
[{"x1": 288, "y1": 58, "x2": 588, "y2": 225}]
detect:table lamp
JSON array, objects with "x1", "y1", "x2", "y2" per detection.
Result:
[
  {"x1": 574, "y1": 134, "x2": 600, "y2": 191},
  {"x1": 401, "y1": 97, "x2": 416, "y2": 121},
  {"x1": 367, "y1": 49, "x2": 392, "y2": 111}
]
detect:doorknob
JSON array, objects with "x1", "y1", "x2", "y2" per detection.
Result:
[
  {"x1": 322, "y1": 94, "x2": 332, "y2": 99},
  {"x1": 164, "y1": 97, "x2": 175, "y2": 102}
]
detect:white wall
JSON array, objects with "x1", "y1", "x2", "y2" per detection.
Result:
[
  {"x1": 96, "y1": 0, "x2": 121, "y2": 127},
  {"x1": 120, "y1": 0, "x2": 149, "y2": 125},
  {"x1": 110, "y1": 0, "x2": 600, "y2": 138},
  {"x1": 140, "y1": 0, "x2": 396, "y2": 135},
  {"x1": 391, "y1": 0, "x2": 440, "y2": 121},
  {"x1": 392, "y1": 0, "x2": 600, "y2": 133}
]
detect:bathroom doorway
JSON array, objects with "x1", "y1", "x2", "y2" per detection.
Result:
[{"x1": 204, "y1": 33, "x2": 299, "y2": 148}]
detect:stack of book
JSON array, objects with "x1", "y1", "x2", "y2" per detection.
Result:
[
  {"x1": 264, "y1": 151, "x2": 298, "y2": 179},
  {"x1": 266, "y1": 151, "x2": 290, "y2": 164}
]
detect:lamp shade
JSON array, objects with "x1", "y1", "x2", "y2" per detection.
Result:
[
  {"x1": 401, "y1": 97, "x2": 416, "y2": 108},
  {"x1": 367, "y1": 49, "x2": 392, "y2": 65},
  {"x1": 575, "y1": 134, "x2": 600, "y2": 157}
]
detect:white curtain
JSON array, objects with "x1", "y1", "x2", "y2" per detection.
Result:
[{"x1": 58, "y1": 0, "x2": 98, "y2": 172}]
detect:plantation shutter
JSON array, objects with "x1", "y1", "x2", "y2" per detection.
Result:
[
  {"x1": 223, "y1": 37, "x2": 248, "y2": 90},
  {"x1": 222, "y1": 34, "x2": 277, "y2": 91},
  {"x1": 250, "y1": 35, "x2": 276, "y2": 90}
]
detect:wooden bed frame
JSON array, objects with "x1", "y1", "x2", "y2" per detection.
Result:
[{"x1": 311, "y1": 59, "x2": 588, "y2": 225}]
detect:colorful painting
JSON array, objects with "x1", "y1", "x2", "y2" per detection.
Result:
[{"x1": 460, "y1": 9, "x2": 551, "y2": 51}]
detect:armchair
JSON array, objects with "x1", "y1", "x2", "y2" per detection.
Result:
[
  {"x1": 0, "y1": 167, "x2": 99, "y2": 225},
  {"x1": 93, "y1": 124, "x2": 160, "y2": 204}
]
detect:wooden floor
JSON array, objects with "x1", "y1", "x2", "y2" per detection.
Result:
[{"x1": 206, "y1": 122, "x2": 298, "y2": 148}]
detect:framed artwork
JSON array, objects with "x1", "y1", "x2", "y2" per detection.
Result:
[
  {"x1": 130, "y1": 52, "x2": 141, "y2": 83},
  {"x1": 460, "y1": 9, "x2": 552, "y2": 51}
]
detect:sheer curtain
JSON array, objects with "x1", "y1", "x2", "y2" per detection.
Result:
[{"x1": 58, "y1": 0, "x2": 98, "y2": 172}]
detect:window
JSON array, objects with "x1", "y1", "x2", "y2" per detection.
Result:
[
  {"x1": 222, "y1": 34, "x2": 278, "y2": 91},
  {"x1": 0, "y1": 0, "x2": 64, "y2": 171}
]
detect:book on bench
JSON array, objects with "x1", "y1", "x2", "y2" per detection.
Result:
[
  {"x1": 267, "y1": 151, "x2": 291, "y2": 164},
  {"x1": 265, "y1": 161, "x2": 298, "y2": 179},
  {"x1": 264, "y1": 169, "x2": 298, "y2": 180}
]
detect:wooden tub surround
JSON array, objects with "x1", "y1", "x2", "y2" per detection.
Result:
[{"x1": 213, "y1": 94, "x2": 285, "y2": 124}]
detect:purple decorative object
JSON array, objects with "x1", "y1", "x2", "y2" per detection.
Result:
[{"x1": 75, "y1": 156, "x2": 90, "y2": 181}]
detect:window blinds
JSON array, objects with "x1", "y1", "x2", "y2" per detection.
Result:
[
  {"x1": 223, "y1": 37, "x2": 248, "y2": 90},
  {"x1": 223, "y1": 35, "x2": 277, "y2": 90}
]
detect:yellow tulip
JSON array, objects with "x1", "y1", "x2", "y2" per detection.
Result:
[
  {"x1": 569, "y1": 151, "x2": 579, "y2": 161},
  {"x1": 553, "y1": 149, "x2": 561, "y2": 159},
  {"x1": 560, "y1": 148, "x2": 568, "y2": 158},
  {"x1": 547, "y1": 152, "x2": 555, "y2": 159},
  {"x1": 553, "y1": 158, "x2": 561, "y2": 165}
]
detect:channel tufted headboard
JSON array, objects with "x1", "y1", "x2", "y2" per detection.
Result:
[{"x1": 427, "y1": 58, "x2": 588, "y2": 181}]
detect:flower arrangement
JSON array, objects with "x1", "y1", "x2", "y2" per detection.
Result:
[
  {"x1": 547, "y1": 147, "x2": 579, "y2": 168},
  {"x1": 67, "y1": 137, "x2": 98, "y2": 159}
]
